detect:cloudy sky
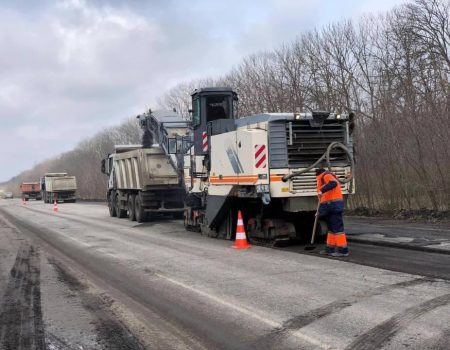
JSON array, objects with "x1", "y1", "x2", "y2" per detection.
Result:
[{"x1": 0, "y1": 0, "x2": 405, "y2": 181}]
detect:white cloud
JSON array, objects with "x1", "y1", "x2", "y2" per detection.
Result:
[{"x1": 0, "y1": 0, "x2": 403, "y2": 181}]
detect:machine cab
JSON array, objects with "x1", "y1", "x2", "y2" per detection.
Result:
[{"x1": 191, "y1": 87, "x2": 238, "y2": 154}]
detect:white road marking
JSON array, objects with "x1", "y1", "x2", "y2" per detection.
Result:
[{"x1": 155, "y1": 273, "x2": 333, "y2": 350}]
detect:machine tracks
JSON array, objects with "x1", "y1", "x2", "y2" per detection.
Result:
[
  {"x1": 345, "y1": 292, "x2": 450, "y2": 350},
  {"x1": 256, "y1": 277, "x2": 437, "y2": 349},
  {"x1": 0, "y1": 243, "x2": 45, "y2": 350}
]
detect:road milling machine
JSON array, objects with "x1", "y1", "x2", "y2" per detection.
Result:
[{"x1": 131, "y1": 87, "x2": 355, "y2": 244}]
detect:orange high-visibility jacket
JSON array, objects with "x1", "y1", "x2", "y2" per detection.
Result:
[{"x1": 317, "y1": 171, "x2": 343, "y2": 204}]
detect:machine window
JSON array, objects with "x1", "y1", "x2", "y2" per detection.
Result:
[
  {"x1": 206, "y1": 95, "x2": 230, "y2": 122},
  {"x1": 192, "y1": 98, "x2": 200, "y2": 126}
]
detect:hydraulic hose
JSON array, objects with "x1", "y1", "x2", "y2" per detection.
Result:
[{"x1": 281, "y1": 142, "x2": 354, "y2": 184}]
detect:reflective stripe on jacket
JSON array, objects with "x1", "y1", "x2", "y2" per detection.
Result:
[{"x1": 317, "y1": 171, "x2": 343, "y2": 204}]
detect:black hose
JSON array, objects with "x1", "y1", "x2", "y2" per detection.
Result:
[{"x1": 281, "y1": 142, "x2": 354, "y2": 184}]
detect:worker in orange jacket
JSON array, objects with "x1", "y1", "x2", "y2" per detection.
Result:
[{"x1": 316, "y1": 168, "x2": 349, "y2": 257}]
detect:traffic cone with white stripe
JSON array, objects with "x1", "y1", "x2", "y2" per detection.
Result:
[
  {"x1": 53, "y1": 200, "x2": 59, "y2": 212},
  {"x1": 232, "y1": 211, "x2": 251, "y2": 249}
]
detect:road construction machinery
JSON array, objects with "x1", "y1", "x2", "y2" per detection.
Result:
[
  {"x1": 20, "y1": 182, "x2": 42, "y2": 201},
  {"x1": 137, "y1": 87, "x2": 355, "y2": 244},
  {"x1": 41, "y1": 173, "x2": 77, "y2": 203},
  {"x1": 101, "y1": 111, "x2": 189, "y2": 222}
]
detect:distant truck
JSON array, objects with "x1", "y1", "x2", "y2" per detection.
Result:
[
  {"x1": 40, "y1": 173, "x2": 77, "y2": 203},
  {"x1": 101, "y1": 144, "x2": 185, "y2": 222},
  {"x1": 20, "y1": 182, "x2": 42, "y2": 201}
]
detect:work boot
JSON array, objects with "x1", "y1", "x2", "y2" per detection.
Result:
[
  {"x1": 319, "y1": 246, "x2": 335, "y2": 256},
  {"x1": 332, "y1": 246, "x2": 349, "y2": 257},
  {"x1": 331, "y1": 251, "x2": 349, "y2": 257}
]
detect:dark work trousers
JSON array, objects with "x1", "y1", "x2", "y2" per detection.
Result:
[{"x1": 319, "y1": 200, "x2": 348, "y2": 254}]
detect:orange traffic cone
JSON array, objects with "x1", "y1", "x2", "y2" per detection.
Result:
[
  {"x1": 232, "y1": 211, "x2": 251, "y2": 249},
  {"x1": 53, "y1": 200, "x2": 59, "y2": 212}
]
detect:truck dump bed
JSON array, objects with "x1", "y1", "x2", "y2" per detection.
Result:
[
  {"x1": 45, "y1": 176, "x2": 77, "y2": 192},
  {"x1": 20, "y1": 182, "x2": 40, "y2": 193},
  {"x1": 114, "y1": 147, "x2": 180, "y2": 190}
]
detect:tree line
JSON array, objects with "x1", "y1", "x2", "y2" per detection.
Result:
[
  {"x1": 160, "y1": 0, "x2": 450, "y2": 211},
  {"x1": 4, "y1": 0, "x2": 449, "y2": 211}
]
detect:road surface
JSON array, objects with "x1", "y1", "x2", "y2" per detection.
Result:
[{"x1": 0, "y1": 199, "x2": 449, "y2": 350}]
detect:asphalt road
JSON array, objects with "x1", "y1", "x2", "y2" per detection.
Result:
[{"x1": 0, "y1": 199, "x2": 450, "y2": 350}]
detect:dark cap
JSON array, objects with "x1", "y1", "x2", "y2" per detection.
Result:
[{"x1": 315, "y1": 168, "x2": 326, "y2": 176}]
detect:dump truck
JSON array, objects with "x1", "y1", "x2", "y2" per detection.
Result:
[
  {"x1": 101, "y1": 112, "x2": 189, "y2": 222},
  {"x1": 20, "y1": 182, "x2": 42, "y2": 201},
  {"x1": 41, "y1": 173, "x2": 77, "y2": 203},
  {"x1": 137, "y1": 87, "x2": 355, "y2": 244}
]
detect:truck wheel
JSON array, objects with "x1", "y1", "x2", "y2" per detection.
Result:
[
  {"x1": 115, "y1": 194, "x2": 127, "y2": 218},
  {"x1": 134, "y1": 195, "x2": 146, "y2": 223},
  {"x1": 128, "y1": 195, "x2": 136, "y2": 221},
  {"x1": 108, "y1": 193, "x2": 117, "y2": 217}
]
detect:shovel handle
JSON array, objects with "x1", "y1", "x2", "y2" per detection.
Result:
[{"x1": 310, "y1": 201, "x2": 321, "y2": 245}]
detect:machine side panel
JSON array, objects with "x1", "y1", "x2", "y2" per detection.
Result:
[
  {"x1": 236, "y1": 129, "x2": 269, "y2": 185},
  {"x1": 209, "y1": 131, "x2": 239, "y2": 185}
]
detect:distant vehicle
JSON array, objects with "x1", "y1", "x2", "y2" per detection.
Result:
[
  {"x1": 20, "y1": 182, "x2": 42, "y2": 201},
  {"x1": 41, "y1": 173, "x2": 77, "y2": 203},
  {"x1": 3, "y1": 192, "x2": 13, "y2": 199}
]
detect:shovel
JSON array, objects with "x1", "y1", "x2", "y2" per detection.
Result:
[{"x1": 305, "y1": 200, "x2": 321, "y2": 251}]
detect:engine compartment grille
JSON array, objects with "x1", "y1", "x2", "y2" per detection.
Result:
[
  {"x1": 286, "y1": 120, "x2": 346, "y2": 167},
  {"x1": 291, "y1": 168, "x2": 348, "y2": 193}
]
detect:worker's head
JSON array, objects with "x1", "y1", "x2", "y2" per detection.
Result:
[{"x1": 315, "y1": 168, "x2": 326, "y2": 176}]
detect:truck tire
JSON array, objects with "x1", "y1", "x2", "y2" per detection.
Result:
[
  {"x1": 128, "y1": 195, "x2": 136, "y2": 221},
  {"x1": 134, "y1": 195, "x2": 146, "y2": 223},
  {"x1": 115, "y1": 194, "x2": 127, "y2": 218},
  {"x1": 108, "y1": 193, "x2": 117, "y2": 217}
]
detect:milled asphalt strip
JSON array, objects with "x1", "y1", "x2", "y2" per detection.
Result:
[
  {"x1": 345, "y1": 292, "x2": 450, "y2": 350},
  {"x1": 0, "y1": 207, "x2": 333, "y2": 350}
]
